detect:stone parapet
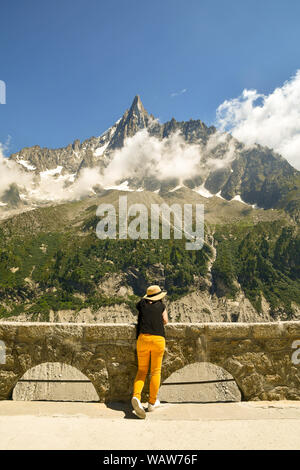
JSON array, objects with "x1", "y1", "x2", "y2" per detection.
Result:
[{"x1": 0, "y1": 321, "x2": 299, "y2": 402}]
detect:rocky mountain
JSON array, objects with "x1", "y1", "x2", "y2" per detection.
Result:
[
  {"x1": 0, "y1": 96, "x2": 299, "y2": 323},
  {"x1": 2, "y1": 95, "x2": 299, "y2": 220}
]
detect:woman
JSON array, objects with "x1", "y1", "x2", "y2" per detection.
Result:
[{"x1": 131, "y1": 285, "x2": 168, "y2": 419}]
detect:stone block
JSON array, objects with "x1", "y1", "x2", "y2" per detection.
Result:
[
  {"x1": 223, "y1": 357, "x2": 245, "y2": 376},
  {"x1": 251, "y1": 323, "x2": 288, "y2": 340},
  {"x1": 205, "y1": 323, "x2": 251, "y2": 340},
  {"x1": 16, "y1": 324, "x2": 55, "y2": 343},
  {"x1": 165, "y1": 324, "x2": 187, "y2": 338},
  {"x1": 83, "y1": 325, "x2": 136, "y2": 342},
  {"x1": 240, "y1": 373, "x2": 264, "y2": 398},
  {"x1": 286, "y1": 322, "x2": 300, "y2": 338},
  {"x1": 0, "y1": 324, "x2": 18, "y2": 342},
  {"x1": 263, "y1": 338, "x2": 291, "y2": 352}
]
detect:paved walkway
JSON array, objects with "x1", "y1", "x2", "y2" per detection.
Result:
[{"x1": 0, "y1": 401, "x2": 299, "y2": 450}]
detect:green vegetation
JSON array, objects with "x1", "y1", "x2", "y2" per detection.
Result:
[
  {"x1": 0, "y1": 222, "x2": 212, "y2": 318},
  {"x1": 212, "y1": 221, "x2": 300, "y2": 317},
  {"x1": 0, "y1": 195, "x2": 299, "y2": 321}
]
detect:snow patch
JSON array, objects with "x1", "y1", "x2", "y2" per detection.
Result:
[
  {"x1": 194, "y1": 185, "x2": 214, "y2": 198},
  {"x1": 66, "y1": 173, "x2": 76, "y2": 183},
  {"x1": 16, "y1": 158, "x2": 36, "y2": 171},
  {"x1": 169, "y1": 185, "x2": 182, "y2": 192},
  {"x1": 94, "y1": 142, "x2": 109, "y2": 157},
  {"x1": 40, "y1": 166, "x2": 63, "y2": 178},
  {"x1": 215, "y1": 191, "x2": 225, "y2": 200},
  {"x1": 99, "y1": 119, "x2": 120, "y2": 139},
  {"x1": 56, "y1": 173, "x2": 76, "y2": 183},
  {"x1": 231, "y1": 195, "x2": 249, "y2": 205},
  {"x1": 104, "y1": 180, "x2": 135, "y2": 192}
]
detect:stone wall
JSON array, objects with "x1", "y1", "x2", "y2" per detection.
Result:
[{"x1": 0, "y1": 321, "x2": 299, "y2": 402}]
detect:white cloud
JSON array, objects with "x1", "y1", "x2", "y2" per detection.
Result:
[
  {"x1": 171, "y1": 88, "x2": 187, "y2": 98},
  {"x1": 101, "y1": 129, "x2": 201, "y2": 184},
  {"x1": 0, "y1": 128, "x2": 239, "y2": 206},
  {"x1": 0, "y1": 145, "x2": 33, "y2": 195},
  {"x1": 0, "y1": 141, "x2": 102, "y2": 203},
  {"x1": 101, "y1": 128, "x2": 236, "y2": 187},
  {"x1": 216, "y1": 70, "x2": 300, "y2": 170}
]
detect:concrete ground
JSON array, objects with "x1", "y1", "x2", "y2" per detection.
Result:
[{"x1": 0, "y1": 400, "x2": 300, "y2": 450}]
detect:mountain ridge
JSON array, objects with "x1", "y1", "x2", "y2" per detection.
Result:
[{"x1": 0, "y1": 95, "x2": 299, "y2": 223}]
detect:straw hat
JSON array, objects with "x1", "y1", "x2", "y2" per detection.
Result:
[{"x1": 143, "y1": 285, "x2": 167, "y2": 301}]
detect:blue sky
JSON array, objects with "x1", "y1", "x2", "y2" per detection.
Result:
[{"x1": 1, "y1": 0, "x2": 300, "y2": 156}]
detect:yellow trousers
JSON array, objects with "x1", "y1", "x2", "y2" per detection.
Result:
[{"x1": 133, "y1": 333, "x2": 166, "y2": 405}]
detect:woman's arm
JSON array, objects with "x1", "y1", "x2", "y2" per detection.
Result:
[
  {"x1": 162, "y1": 309, "x2": 168, "y2": 325},
  {"x1": 136, "y1": 301, "x2": 142, "y2": 339}
]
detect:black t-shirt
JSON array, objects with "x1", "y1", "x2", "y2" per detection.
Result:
[{"x1": 136, "y1": 298, "x2": 166, "y2": 338}]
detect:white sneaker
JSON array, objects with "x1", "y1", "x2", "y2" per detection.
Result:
[
  {"x1": 131, "y1": 397, "x2": 146, "y2": 419},
  {"x1": 148, "y1": 399, "x2": 160, "y2": 412}
]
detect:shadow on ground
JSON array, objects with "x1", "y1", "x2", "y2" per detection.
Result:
[{"x1": 105, "y1": 400, "x2": 238, "y2": 419}]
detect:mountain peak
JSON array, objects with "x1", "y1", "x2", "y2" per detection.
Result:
[
  {"x1": 131, "y1": 94, "x2": 141, "y2": 105},
  {"x1": 129, "y1": 94, "x2": 147, "y2": 115},
  {"x1": 106, "y1": 95, "x2": 151, "y2": 151}
]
